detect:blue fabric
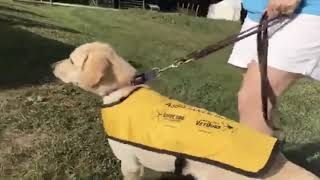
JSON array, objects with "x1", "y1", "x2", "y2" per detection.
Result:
[{"x1": 242, "y1": 0, "x2": 320, "y2": 21}]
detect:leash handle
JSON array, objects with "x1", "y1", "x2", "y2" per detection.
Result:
[
  {"x1": 257, "y1": 12, "x2": 278, "y2": 130},
  {"x1": 258, "y1": 12, "x2": 269, "y2": 123}
]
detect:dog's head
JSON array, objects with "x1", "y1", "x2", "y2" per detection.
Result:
[{"x1": 52, "y1": 42, "x2": 136, "y2": 96}]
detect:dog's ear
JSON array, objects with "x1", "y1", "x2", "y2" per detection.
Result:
[{"x1": 80, "y1": 54, "x2": 110, "y2": 88}]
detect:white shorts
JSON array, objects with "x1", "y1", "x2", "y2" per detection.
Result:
[{"x1": 228, "y1": 14, "x2": 320, "y2": 80}]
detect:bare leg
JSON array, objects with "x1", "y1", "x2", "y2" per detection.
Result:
[{"x1": 237, "y1": 61, "x2": 300, "y2": 135}]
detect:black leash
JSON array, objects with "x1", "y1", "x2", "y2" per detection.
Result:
[
  {"x1": 131, "y1": 16, "x2": 282, "y2": 86},
  {"x1": 132, "y1": 14, "x2": 283, "y2": 129},
  {"x1": 257, "y1": 12, "x2": 278, "y2": 130}
]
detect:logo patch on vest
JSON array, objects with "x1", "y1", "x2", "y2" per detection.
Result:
[{"x1": 157, "y1": 112, "x2": 185, "y2": 122}]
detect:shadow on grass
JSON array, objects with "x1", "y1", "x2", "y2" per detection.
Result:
[
  {"x1": 284, "y1": 143, "x2": 320, "y2": 177},
  {"x1": 0, "y1": 17, "x2": 75, "y2": 89},
  {"x1": 0, "y1": 4, "x2": 46, "y2": 18},
  {"x1": 0, "y1": 13, "x2": 80, "y2": 34}
]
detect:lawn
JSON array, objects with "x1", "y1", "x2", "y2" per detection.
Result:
[{"x1": 0, "y1": 0, "x2": 319, "y2": 179}]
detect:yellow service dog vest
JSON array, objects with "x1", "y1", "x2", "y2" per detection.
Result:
[{"x1": 101, "y1": 87, "x2": 279, "y2": 176}]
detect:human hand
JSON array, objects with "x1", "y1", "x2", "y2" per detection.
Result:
[{"x1": 267, "y1": 0, "x2": 302, "y2": 17}]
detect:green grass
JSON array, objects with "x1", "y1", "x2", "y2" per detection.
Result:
[{"x1": 0, "y1": 0, "x2": 319, "y2": 179}]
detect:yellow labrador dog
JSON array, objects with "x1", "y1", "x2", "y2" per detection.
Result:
[{"x1": 52, "y1": 42, "x2": 319, "y2": 180}]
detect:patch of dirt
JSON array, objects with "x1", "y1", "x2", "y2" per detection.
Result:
[
  {"x1": 3, "y1": 130, "x2": 35, "y2": 147},
  {"x1": 0, "y1": 88, "x2": 26, "y2": 116},
  {"x1": 0, "y1": 128, "x2": 48, "y2": 162},
  {"x1": 0, "y1": 90, "x2": 15, "y2": 110}
]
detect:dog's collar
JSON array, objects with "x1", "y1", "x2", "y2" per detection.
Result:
[
  {"x1": 102, "y1": 86, "x2": 144, "y2": 107},
  {"x1": 131, "y1": 69, "x2": 158, "y2": 85}
]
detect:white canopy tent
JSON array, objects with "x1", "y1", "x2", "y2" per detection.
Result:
[{"x1": 207, "y1": 0, "x2": 242, "y2": 21}]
